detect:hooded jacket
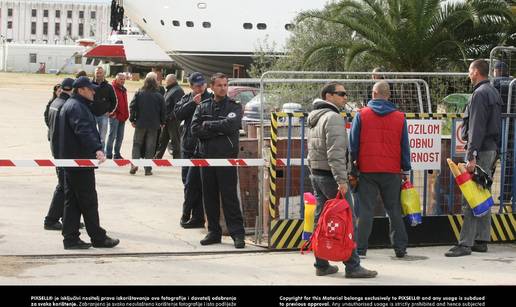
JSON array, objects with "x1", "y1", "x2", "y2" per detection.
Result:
[
  {"x1": 111, "y1": 79, "x2": 129, "y2": 122},
  {"x1": 350, "y1": 99, "x2": 411, "y2": 173},
  {"x1": 307, "y1": 99, "x2": 349, "y2": 184}
]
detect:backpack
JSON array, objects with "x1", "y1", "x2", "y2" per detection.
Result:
[{"x1": 301, "y1": 192, "x2": 356, "y2": 262}]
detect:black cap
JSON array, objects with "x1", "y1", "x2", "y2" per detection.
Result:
[
  {"x1": 188, "y1": 72, "x2": 206, "y2": 85},
  {"x1": 494, "y1": 61, "x2": 508, "y2": 70},
  {"x1": 60, "y1": 78, "x2": 74, "y2": 91},
  {"x1": 72, "y1": 76, "x2": 99, "y2": 90}
]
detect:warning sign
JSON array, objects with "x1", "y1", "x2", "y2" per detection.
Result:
[
  {"x1": 407, "y1": 120, "x2": 442, "y2": 170},
  {"x1": 454, "y1": 119, "x2": 466, "y2": 156}
]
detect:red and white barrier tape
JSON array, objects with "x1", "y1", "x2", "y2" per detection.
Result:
[{"x1": 0, "y1": 159, "x2": 305, "y2": 168}]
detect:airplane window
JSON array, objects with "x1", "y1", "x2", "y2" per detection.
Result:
[
  {"x1": 172, "y1": 20, "x2": 180, "y2": 27},
  {"x1": 243, "y1": 23, "x2": 252, "y2": 30},
  {"x1": 257, "y1": 23, "x2": 267, "y2": 30},
  {"x1": 285, "y1": 23, "x2": 294, "y2": 30},
  {"x1": 160, "y1": 20, "x2": 164, "y2": 26},
  {"x1": 143, "y1": 18, "x2": 147, "y2": 23},
  {"x1": 202, "y1": 22, "x2": 211, "y2": 28},
  {"x1": 186, "y1": 21, "x2": 194, "y2": 27}
]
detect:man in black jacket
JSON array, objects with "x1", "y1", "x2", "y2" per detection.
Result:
[
  {"x1": 191, "y1": 73, "x2": 245, "y2": 248},
  {"x1": 58, "y1": 76, "x2": 119, "y2": 250},
  {"x1": 445, "y1": 59, "x2": 502, "y2": 257},
  {"x1": 155, "y1": 74, "x2": 185, "y2": 159},
  {"x1": 92, "y1": 67, "x2": 117, "y2": 151},
  {"x1": 174, "y1": 72, "x2": 211, "y2": 228},
  {"x1": 44, "y1": 78, "x2": 74, "y2": 231}
]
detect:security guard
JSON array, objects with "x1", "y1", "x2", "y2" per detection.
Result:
[
  {"x1": 44, "y1": 78, "x2": 74, "y2": 231},
  {"x1": 174, "y1": 72, "x2": 211, "y2": 228},
  {"x1": 58, "y1": 76, "x2": 120, "y2": 250},
  {"x1": 191, "y1": 73, "x2": 245, "y2": 248}
]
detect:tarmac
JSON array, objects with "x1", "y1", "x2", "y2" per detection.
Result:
[{"x1": 0, "y1": 73, "x2": 515, "y2": 285}]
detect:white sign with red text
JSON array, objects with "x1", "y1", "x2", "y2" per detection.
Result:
[{"x1": 407, "y1": 120, "x2": 442, "y2": 170}]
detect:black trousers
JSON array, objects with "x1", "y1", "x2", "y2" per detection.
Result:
[
  {"x1": 44, "y1": 167, "x2": 65, "y2": 225},
  {"x1": 155, "y1": 119, "x2": 181, "y2": 159},
  {"x1": 132, "y1": 127, "x2": 159, "y2": 172},
  {"x1": 62, "y1": 169, "x2": 106, "y2": 244},
  {"x1": 200, "y1": 166, "x2": 244, "y2": 237},
  {"x1": 181, "y1": 151, "x2": 204, "y2": 221}
]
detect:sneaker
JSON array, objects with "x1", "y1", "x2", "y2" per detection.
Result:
[
  {"x1": 200, "y1": 232, "x2": 222, "y2": 245},
  {"x1": 92, "y1": 236, "x2": 120, "y2": 248},
  {"x1": 64, "y1": 239, "x2": 92, "y2": 250},
  {"x1": 345, "y1": 266, "x2": 378, "y2": 278},
  {"x1": 472, "y1": 241, "x2": 488, "y2": 253},
  {"x1": 316, "y1": 265, "x2": 339, "y2": 276},
  {"x1": 233, "y1": 236, "x2": 246, "y2": 249},
  {"x1": 395, "y1": 249, "x2": 407, "y2": 258},
  {"x1": 182, "y1": 219, "x2": 205, "y2": 229},
  {"x1": 44, "y1": 221, "x2": 62, "y2": 231},
  {"x1": 129, "y1": 166, "x2": 138, "y2": 175},
  {"x1": 180, "y1": 215, "x2": 190, "y2": 227},
  {"x1": 444, "y1": 245, "x2": 471, "y2": 257}
]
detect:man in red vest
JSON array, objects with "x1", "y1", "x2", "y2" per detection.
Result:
[{"x1": 350, "y1": 81, "x2": 411, "y2": 258}]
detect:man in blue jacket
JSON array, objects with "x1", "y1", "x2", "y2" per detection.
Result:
[{"x1": 58, "y1": 76, "x2": 120, "y2": 250}]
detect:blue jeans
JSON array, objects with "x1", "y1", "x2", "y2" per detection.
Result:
[
  {"x1": 310, "y1": 174, "x2": 361, "y2": 273},
  {"x1": 95, "y1": 115, "x2": 108, "y2": 150},
  {"x1": 105, "y1": 118, "x2": 125, "y2": 158}
]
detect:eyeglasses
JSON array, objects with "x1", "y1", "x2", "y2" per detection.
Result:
[{"x1": 332, "y1": 91, "x2": 347, "y2": 97}]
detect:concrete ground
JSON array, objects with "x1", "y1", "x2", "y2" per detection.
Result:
[{"x1": 0, "y1": 72, "x2": 515, "y2": 285}]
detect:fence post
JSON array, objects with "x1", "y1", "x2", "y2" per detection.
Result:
[
  {"x1": 300, "y1": 115, "x2": 306, "y2": 219},
  {"x1": 285, "y1": 114, "x2": 293, "y2": 218}
]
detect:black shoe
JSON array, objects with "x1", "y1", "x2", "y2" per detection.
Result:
[
  {"x1": 200, "y1": 232, "x2": 221, "y2": 245},
  {"x1": 182, "y1": 219, "x2": 205, "y2": 229},
  {"x1": 129, "y1": 166, "x2": 138, "y2": 175},
  {"x1": 316, "y1": 265, "x2": 339, "y2": 276},
  {"x1": 345, "y1": 266, "x2": 378, "y2": 278},
  {"x1": 92, "y1": 236, "x2": 120, "y2": 248},
  {"x1": 233, "y1": 236, "x2": 246, "y2": 249},
  {"x1": 180, "y1": 215, "x2": 190, "y2": 227},
  {"x1": 445, "y1": 245, "x2": 471, "y2": 257},
  {"x1": 145, "y1": 169, "x2": 153, "y2": 176},
  {"x1": 357, "y1": 249, "x2": 367, "y2": 257},
  {"x1": 472, "y1": 241, "x2": 488, "y2": 253},
  {"x1": 44, "y1": 221, "x2": 62, "y2": 231},
  {"x1": 395, "y1": 249, "x2": 407, "y2": 258},
  {"x1": 64, "y1": 239, "x2": 92, "y2": 250}
]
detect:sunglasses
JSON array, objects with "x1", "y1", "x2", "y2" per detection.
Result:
[{"x1": 332, "y1": 91, "x2": 347, "y2": 97}]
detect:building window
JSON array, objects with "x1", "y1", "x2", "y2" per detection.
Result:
[
  {"x1": 43, "y1": 22, "x2": 48, "y2": 35},
  {"x1": 31, "y1": 22, "x2": 37, "y2": 35},
  {"x1": 55, "y1": 10, "x2": 60, "y2": 18},
  {"x1": 172, "y1": 20, "x2": 180, "y2": 27},
  {"x1": 257, "y1": 23, "x2": 267, "y2": 30},
  {"x1": 8, "y1": 8, "x2": 13, "y2": 17},
  {"x1": 90, "y1": 11, "x2": 96, "y2": 19},
  {"x1": 55, "y1": 23, "x2": 60, "y2": 35},
  {"x1": 67, "y1": 10, "x2": 72, "y2": 19},
  {"x1": 78, "y1": 24, "x2": 84, "y2": 37},
  {"x1": 44, "y1": 10, "x2": 49, "y2": 18},
  {"x1": 186, "y1": 21, "x2": 194, "y2": 27},
  {"x1": 67, "y1": 23, "x2": 72, "y2": 36},
  {"x1": 243, "y1": 23, "x2": 252, "y2": 30},
  {"x1": 29, "y1": 53, "x2": 37, "y2": 64},
  {"x1": 32, "y1": 9, "x2": 37, "y2": 17},
  {"x1": 7, "y1": 21, "x2": 12, "y2": 29},
  {"x1": 202, "y1": 22, "x2": 211, "y2": 28},
  {"x1": 160, "y1": 20, "x2": 164, "y2": 26},
  {"x1": 79, "y1": 11, "x2": 84, "y2": 19},
  {"x1": 90, "y1": 28, "x2": 95, "y2": 37},
  {"x1": 75, "y1": 55, "x2": 82, "y2": 64}
]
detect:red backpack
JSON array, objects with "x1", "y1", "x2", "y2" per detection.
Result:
[{"x1": 301, "y1": 192, "x2": 356, "y2": 262}]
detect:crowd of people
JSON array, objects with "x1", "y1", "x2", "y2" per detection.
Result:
[
  {"x1": 41, "y1": 59, "x2": 507, "y2": 278},
  {"x1": 43, "y1": 69, "x2": 246, "y2": 250}
]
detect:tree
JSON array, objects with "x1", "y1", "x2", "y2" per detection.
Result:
[{"x1": 298, "y1": 0, "x2": 515, "y2": 72}]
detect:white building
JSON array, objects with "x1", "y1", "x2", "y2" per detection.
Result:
[{"x1": 0, "y1": 0, "x2": 111, "y2": 45}]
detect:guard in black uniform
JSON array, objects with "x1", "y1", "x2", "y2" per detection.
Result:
[
  {"x1": 43, "y1": 78, "x2": 74, "y2": 230},
  {"x1": 58, "y1": 76, "x2": 120, "y2": 250},
  {"x1": 174, "y1": 72, "x2": 211, "y2": 228},
  {"x1": 191, "y1": 73, "x2": 246, "y2": 248}
]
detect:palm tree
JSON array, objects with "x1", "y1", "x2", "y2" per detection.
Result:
[{"x1": 300, "y1": 0, "x2": 514, "y2": 71}]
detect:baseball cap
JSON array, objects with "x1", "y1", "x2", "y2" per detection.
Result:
[
  {"x1": 188, "y1": 72, "x2": 206, "y2": 85},
  {"x1": 494, "y1": 61, "x2": 508, "y2": 71},
  {"x1": 60, "y1": 78, "x2": 75, "y2": 91},
  {"x1": 72, "y1": 76, "x2": 99, "y2": 90}
]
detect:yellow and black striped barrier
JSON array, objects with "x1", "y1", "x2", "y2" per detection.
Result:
[
  {"x1": 270, "y1": 219, "x2": 304, "y2": 249},
  {"x1": 448, "y1": 213, "x2": 516, "y2": 242}
]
